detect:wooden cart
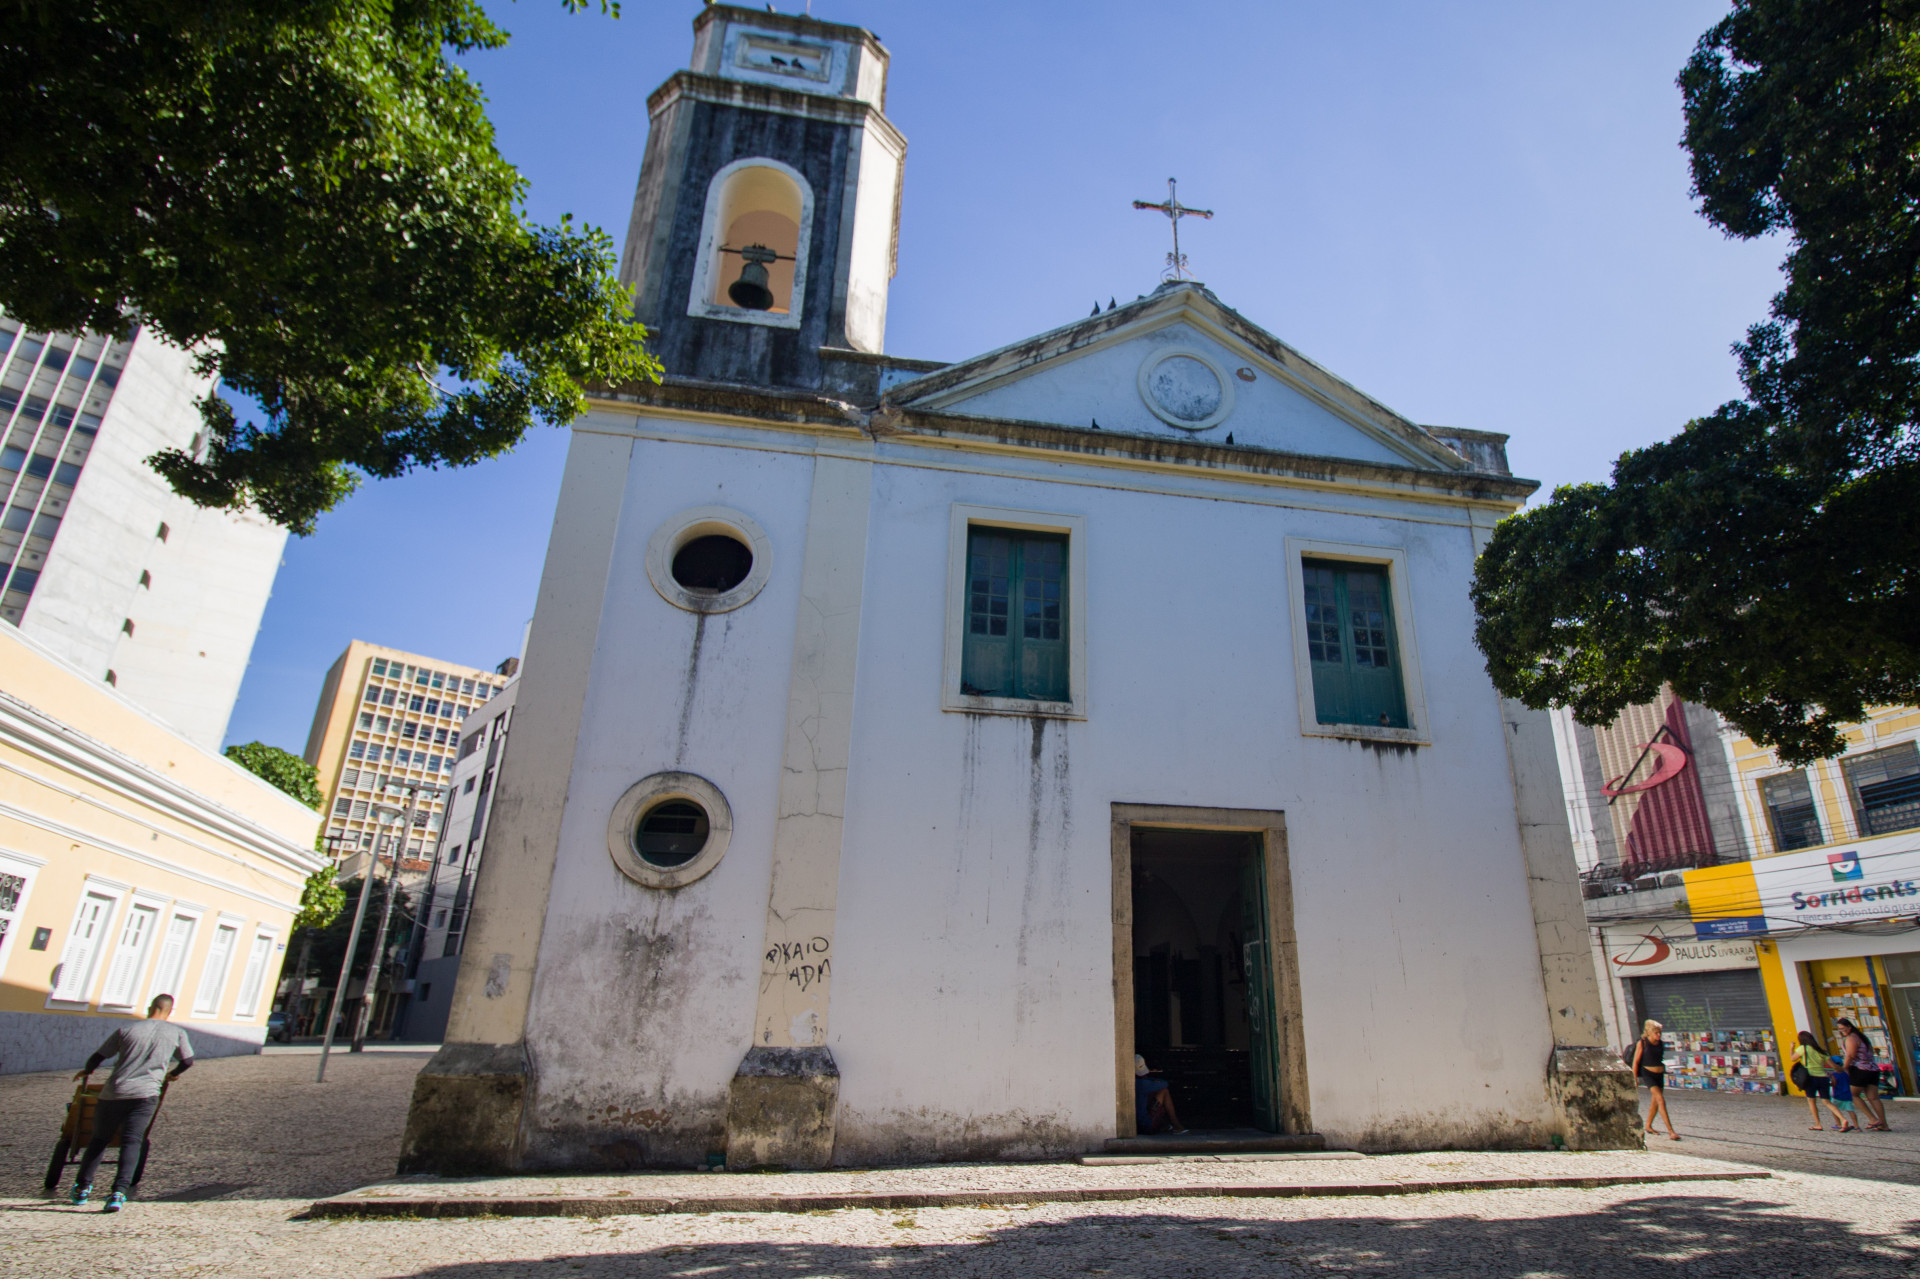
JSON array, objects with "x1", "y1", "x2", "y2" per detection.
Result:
[{"x1": 42, "y1": 1079, "x2": 167, "y2": 1194}]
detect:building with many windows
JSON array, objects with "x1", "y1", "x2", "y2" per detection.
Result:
[
  {"x1": 0, "y1": 624, "x2": 322, "y2": 1074},
  {"x1": 0, "y1": 311, "x2": 288, "y2": 753},
  {"x1": 394, "y1": 673, "x2": 519, "y2": 1043},
  {"x1": 302, "y1": 641, "x2": 514, "y2": 885}
]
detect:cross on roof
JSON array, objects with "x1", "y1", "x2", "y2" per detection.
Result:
[{"x1": 1132, "y1": 178, "x2": 1214, "y2": 282}]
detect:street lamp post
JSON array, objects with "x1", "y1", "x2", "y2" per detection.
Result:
[{"x1": 351, "y1": 782, "x2": 443, "y2": 1052}]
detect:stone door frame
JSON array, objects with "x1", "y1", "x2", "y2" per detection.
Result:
[{"x1": 1109, "y1": 802, "x2": 1310, "y2": 1136}]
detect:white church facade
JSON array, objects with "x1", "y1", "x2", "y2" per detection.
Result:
[{"x1": 401, "y1": 4, "x2": 1637, "y2": 1171}]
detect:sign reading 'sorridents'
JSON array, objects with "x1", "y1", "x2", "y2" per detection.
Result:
[
  {"x1": 1752, "y1": 832, "x2": 1920, "y2": 931},
  {"x1": 1606, "y1": 921, "x2": 1757, "y2": 977}
]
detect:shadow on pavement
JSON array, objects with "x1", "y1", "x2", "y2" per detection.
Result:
[{"x1": 378, "y1": 1196, "x2": 1920, "y2": 1279}]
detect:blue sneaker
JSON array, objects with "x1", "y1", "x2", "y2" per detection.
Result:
[
  {"x1": 68, "y1": 1183, "x2": 91, "y2": 1206},
  {"x1": 102, "y1": 1191, "x2": 126, "y2": 1213}
]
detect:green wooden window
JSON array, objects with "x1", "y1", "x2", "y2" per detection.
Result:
[
  {"x1": 962, "y1": 529, "x2": 1068, "y2": 702},
  {"x1": 1302, "y1": 559, "x2": 1408, "y2": 728}
]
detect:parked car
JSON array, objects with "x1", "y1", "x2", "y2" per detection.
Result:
[{"x1": 266, "y1": 1010, "x2": 293, "y2": 1043}]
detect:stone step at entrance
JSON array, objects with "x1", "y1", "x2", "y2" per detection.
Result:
[{"x1": 1101, "y1": 1128, "x2": 1328, "y2": 1157}]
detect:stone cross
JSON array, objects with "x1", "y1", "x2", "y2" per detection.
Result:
[{"x1": 1132, "y1": 178, "x2": 1214, "y2": 281}]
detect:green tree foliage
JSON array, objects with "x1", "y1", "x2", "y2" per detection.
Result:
[
  {"x1": 1473, "y1": 0, "x2": 1920, "y2": 765},
  {"x1": 224, "y1": 740, "x2": 324, "y2": 809},
  {"x1": 307, "y1": 876, "x2": 413, "y2": 988},
  {"x1": 0, "y1": 0, "x2": 659, "y2": 534},
  {"x1": 294, "y1": 868, "x2": 348, "y2": 933}
]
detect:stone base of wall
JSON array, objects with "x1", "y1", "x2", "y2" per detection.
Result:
[
  {"x1": 0, "y1": 1009, "x2": 266, "y2": 1075},
  {"x1": 398, "y1": 1041, "x2": 532, "y2": 1175},
  {"x1": 726, "y1": 1046, "x2": 840, "y2": 1170},
  {"x1": 1549, "y1": 1046, "x2": 1646, "y2": 1151}
]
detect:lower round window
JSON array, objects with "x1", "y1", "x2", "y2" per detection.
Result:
[
  {"x1": 636, "y1": 799, "x2": 709, "y2": 867},
  {"x1": 671, "y1": 535, "x2": 753, "y2": 594},
  {"x1": 607, "y1": 771, "x2": 733, "y2": 889}
]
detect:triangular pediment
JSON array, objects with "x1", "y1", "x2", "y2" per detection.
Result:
[{"x1": 885, "y1": 284, "x2": 1467, "y2": 472}]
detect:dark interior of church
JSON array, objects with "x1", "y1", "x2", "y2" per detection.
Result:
[{"x1": 1131, "y1": 828, "x2": 1262, "y2": 1131}]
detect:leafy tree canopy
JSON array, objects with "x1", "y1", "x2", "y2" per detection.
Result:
[
  {"x1": 307, "y1": 875, "x2": 413, "y2": 985},
  {"x1": 0, "y1": 0, "x2": 658, "y2": 534},
  {"x1": 294, "y1": 867, "x2": 348, "y2": 933},
  {"x1": 1473, "y1": 0, "x2": 1920, "y2": 765},
  {"x1": 224, "y1": 740, "x2": 325, "y2": 808}
]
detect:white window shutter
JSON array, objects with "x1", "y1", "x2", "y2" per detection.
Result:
[
  {"x1": 193, "y1": 925, "x2": 237, "y2": 1016},
  {"x1": 234, "y1": 935, "x2": 272, "y2": 1018},
  {"x1": 149, "y1": 915, "x2": 192, "y2": 1004},
  {"x1": 52, "y1": 894, "x2": 112, "y2": 1002},
  {"x1": 100, "y1": 906, "x2": 156, "y2": 1007}
]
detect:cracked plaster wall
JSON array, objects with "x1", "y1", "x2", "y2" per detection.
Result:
[{"x1": 517, "y1": 416, "x2": 1567, "y2": 1164}]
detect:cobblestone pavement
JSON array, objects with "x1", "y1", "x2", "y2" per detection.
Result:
[
  {"x1": 1, "y1": 1054, "x2": 1915, "y2": 1278},
  {"x1": 1642, "y1": 1086, "x2": 1920, "y2": 1184}
]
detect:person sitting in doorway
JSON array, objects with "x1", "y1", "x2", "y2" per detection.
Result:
[{"x1": 1134, "y1": 1054, "x2": 1187, "y2": 1135}]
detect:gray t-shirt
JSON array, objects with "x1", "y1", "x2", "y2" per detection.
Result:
[{"x1": 93, "y1": 1020, "x2": 193, "y2": 1100}]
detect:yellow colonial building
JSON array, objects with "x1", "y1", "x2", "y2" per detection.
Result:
[{"x1": 0, "y1": 624, "x2": 323, "y2": 1074}]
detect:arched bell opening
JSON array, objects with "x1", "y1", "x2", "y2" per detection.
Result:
[{"x1": 695, "y1": 160, "x2": 810, "y2": 320}]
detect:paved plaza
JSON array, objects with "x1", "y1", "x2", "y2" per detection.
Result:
[{"x1": 0, "y1": 1052, "x2": 1914, "y2": 1277}]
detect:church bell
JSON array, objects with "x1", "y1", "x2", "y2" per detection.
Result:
[{"x1": 727, "y1": 244, "x2": 779, "y2": 311}]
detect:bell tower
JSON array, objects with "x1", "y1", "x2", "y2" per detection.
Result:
[{"x1": 620, "y1": 5, "x2": 905, "y2": 388}]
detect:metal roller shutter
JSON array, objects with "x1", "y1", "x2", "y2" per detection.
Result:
[{"x1": 1635, "y1": 970, "x2": 1770, "y2": 1032}]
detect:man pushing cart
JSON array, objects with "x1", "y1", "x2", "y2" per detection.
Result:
[{"x1": 65, "y1": 993, "x2": 193, "y2": 1212}]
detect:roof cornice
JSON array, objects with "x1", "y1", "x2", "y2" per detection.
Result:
[
  {"x1": 587, "y1": 378, "x2": 1539, "y2": 506},
  {"x1": 647, "y1": 71, "x2": 907, "y2": 155}
]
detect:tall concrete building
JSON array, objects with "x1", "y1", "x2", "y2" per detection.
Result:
[
  {"x1": 302, "y1": 641, "x2": 514, "y2": 884},
  {"x1": 395, "y1": 672, "x2": 520, "y2": 1043},
  {"x1": 0, "y1": 311, "x2": 288, "y2": 752}
]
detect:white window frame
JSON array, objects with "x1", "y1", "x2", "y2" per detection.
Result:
[
  {"x1": 192, "y1": 913, "x2": 246, "y2": 1019},
  {"x1": 232, "y1": 927, "x2": 278, "y2": 1020},
  {"x1": 145, "y1": 903, "x2": 204, "y2": 1010},
  {"x1": 942, "y1": 503, "x2": 1089, "y2": 720},
  {"x1": 686, "y1": 156, "x2": 815, "y2": 331},
  {"x1": 1284, "y1": 538, "x2": 1431, "y2": 746},
  {"x1": 0, "y1": 849, "x2": 46, "y2": 981},
  {"x1": 48, "y1": 876, "x2": 128, "y2": 1008},
  {"x1": 96, "y1": 889, "x2": 168, "y2": 1010}
]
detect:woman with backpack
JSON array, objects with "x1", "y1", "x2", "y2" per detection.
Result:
[
  {"x1": 1835, "y1": 1018, "x2": 1891, "y2": 1131},
  {"x1": 1630, "y1": 1019, "x2": 1680, "y2": 1141},
  {"x1": 1791, "y1": 1031, "x2": 1851, "y2": 1131}
]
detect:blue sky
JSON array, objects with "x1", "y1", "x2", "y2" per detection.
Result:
[{"x1": 223, "y1": 0, "x2": 1781, "y2": 754}]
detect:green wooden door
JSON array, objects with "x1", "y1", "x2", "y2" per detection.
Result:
[{"x1": 1240, "y1": 846, "x2": 1282, "y2": 1132}]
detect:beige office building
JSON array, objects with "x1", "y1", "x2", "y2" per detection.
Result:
[{"x1": 302, "y1": 641, "x2": 513, "y2": 883}]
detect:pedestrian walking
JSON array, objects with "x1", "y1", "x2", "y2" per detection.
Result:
[
  {"x1": 1631, "y1": 1019, "x2": 1680, "y2": 1141},
  {"x1": 68, "y1": 993, "x2": 193, "y2": 1212},
  {"x1": 1790, "y1": 1031, "x2": 1849, "y2": 1130},
  {"x1": 1827, "y1": 1056, "x2": 1860, "y2": 1131},
  {"x1": 1835, "y1": 1017, "x2": 1891, "y2": 1131}
]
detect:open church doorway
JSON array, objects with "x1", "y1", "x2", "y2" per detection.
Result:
[{"x1": 1110, "y1": 805, "x2": 1309, "y2": 1139}]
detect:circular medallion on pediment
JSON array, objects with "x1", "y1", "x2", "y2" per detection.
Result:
[{"x1": 1137, "y1": 347, "x2": 1235, "y2": 431}]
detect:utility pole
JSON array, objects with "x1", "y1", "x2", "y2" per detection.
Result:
[
  {"x1": 287, "y1": 833, "x2": 350, "y2": 1040},
  {"x1": 315, "y1": 833, "x2": 383, "y2": 1084},
  {"x1": 351, "y1": 783, "x2": 443, "y2": 1052}
]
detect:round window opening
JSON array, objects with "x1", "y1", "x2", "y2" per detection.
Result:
[
  {"x1": 671, "y1": 535, "x2": 753, "y2": 594},
  {"x1": 636, "y1": 799, "x2": 710, "y2": 868}
]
